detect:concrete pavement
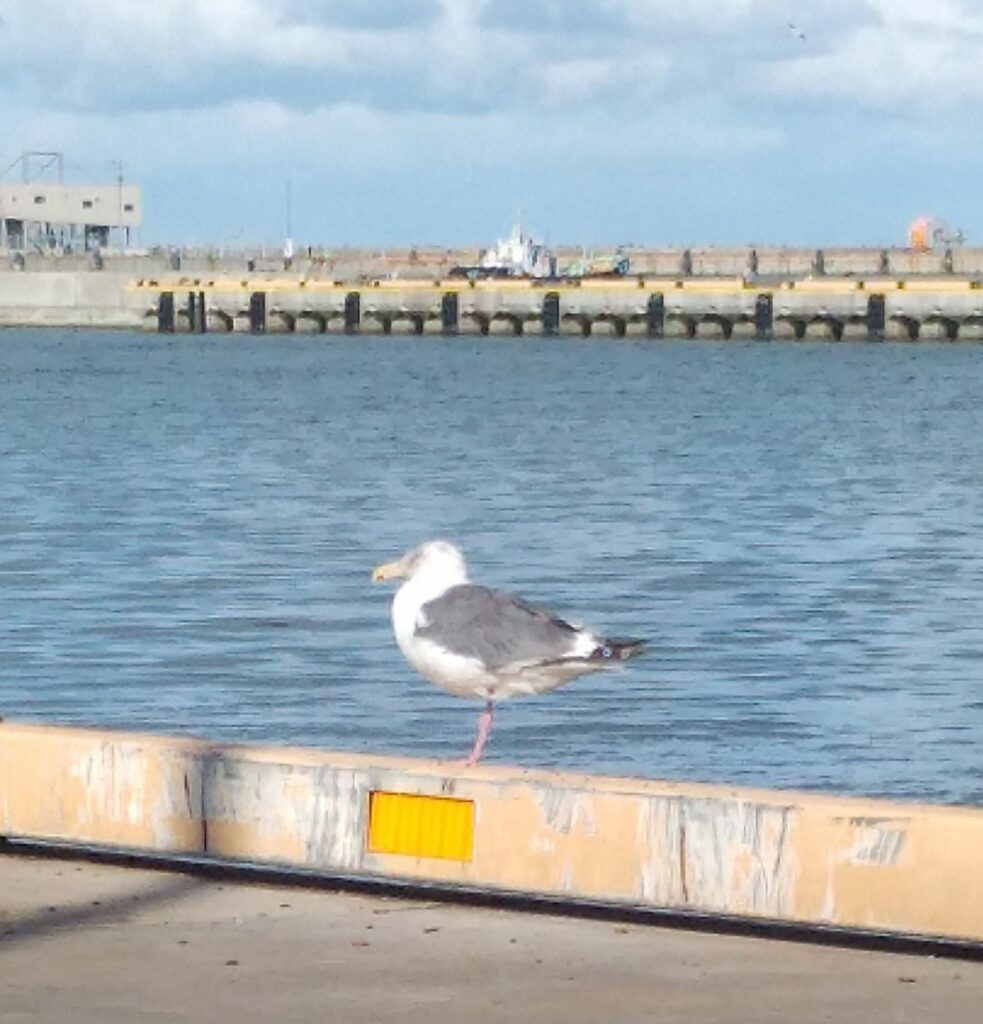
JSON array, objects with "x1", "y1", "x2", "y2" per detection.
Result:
[{"x1": 1, "y1": 854, "x2": 981, "y2": 1023}]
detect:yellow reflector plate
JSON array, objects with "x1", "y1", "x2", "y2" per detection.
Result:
[{"x1": 367, "y1": 791, "x2": 474, "y2": 862}]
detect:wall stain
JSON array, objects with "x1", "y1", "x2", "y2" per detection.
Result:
[
  {"x1": 678, "y1": 818, "x2": 689, "y2": 903},
  {"x1": 638, "y1": 795, "x2": 798, "y2": 916},
  {"x1": 847, "y1": 826, "x2": 906, "y2": 867},
  {"x1": 535, "y1": 789, "x2": 596, "y2": 836}
]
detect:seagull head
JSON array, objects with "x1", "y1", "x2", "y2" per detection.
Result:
[{"x1": 371, "y1": 539, "x2": 468, "y2": 586}]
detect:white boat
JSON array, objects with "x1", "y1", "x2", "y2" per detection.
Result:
[{"x1": 452, "y1": 221, "x2": 555, "y2": 279}]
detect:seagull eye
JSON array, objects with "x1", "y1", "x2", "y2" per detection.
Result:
[{"x1": 600, "y1": 645, "x2": 612, "y2": 658}]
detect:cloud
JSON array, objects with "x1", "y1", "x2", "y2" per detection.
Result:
[
  {"x1": 1, "y1": 0, "x2": 982, "y2": 244},
  {"x1": 0, "y1": 1, "x2": 423, "y2": 106},
  {"x1": 2, "y1": 0, "x2": 971, "y2": 118},
  {"x1": 0, "y1": 0, "x2": 850, "y2": 116},
  {"x1": 758, "y1": 0, "x2": 983, "y2": 107}
]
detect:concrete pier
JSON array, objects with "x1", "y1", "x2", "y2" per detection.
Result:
[
  {"x1": 130, "y1": 277, "x2": 983, "y2": 343},
  {"x1": 3, "y1": 254, "x2": 983, "y2": 340},
  {"x1": 1, "y1": 854, "x2": 981, "y2": 1024}
]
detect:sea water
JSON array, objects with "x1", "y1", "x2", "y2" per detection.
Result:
[{"x1": 1, "y1": 330, "x2": 981, "y2": 804}]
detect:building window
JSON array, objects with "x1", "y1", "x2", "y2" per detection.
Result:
[
  {"x1": 123, "y1": 203, "x2": 134, "y2": 212},
  {"x1": 33, "y1": 195, "x2": 46, "y2": 204},
  {"x1": 82, "y1": 200, "x2": 93, "y2": 209}
]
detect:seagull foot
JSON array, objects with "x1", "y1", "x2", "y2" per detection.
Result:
[{"x1": 463, "y1": 700, "x2": 495, "y2": 766}]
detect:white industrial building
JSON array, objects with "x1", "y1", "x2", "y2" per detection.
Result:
[{"x1": 0, "y1": 154, "x2": 141, "y2": 252}]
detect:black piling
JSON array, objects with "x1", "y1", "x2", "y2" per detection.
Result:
[
  {"x1": 441, "y1": 291, "x2": 459, "y2": 335},
  {"x1": 249, "y1": 291, "x2": 266, "y2": 334},
  {"x1": 344, "y1": 291, "x2": 361, "y2": 334},
  {"x1": 194, "y1": 291, "x2": 207, "y2": 333},
  {"x1": 542, "y1": 291, "x2": 560, "y2": 336},
  {"x1": 158, "y1": 291, "x2": 175, "y2": 334},
  {"x1": 647, "y1": 293, "x2": 665, "y2": 338},
  {"x1": 867, "y1": 294, "x2": 886, "y2": 340},
  {"x1": 754, "y1": 293, "x2": 774, "y2": 339}
]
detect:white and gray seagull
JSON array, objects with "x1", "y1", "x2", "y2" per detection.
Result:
[{"x1": 371, "y1": 539, "x2": 646, "y2": 765}]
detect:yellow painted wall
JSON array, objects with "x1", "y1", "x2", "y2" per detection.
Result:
[{"x1": 0, "y1": 722, "x2": 980, "y2": 941}]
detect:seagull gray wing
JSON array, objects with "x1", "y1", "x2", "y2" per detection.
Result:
[{"x1": 414, "y1": 584, "x2": 584, "y2": 671}]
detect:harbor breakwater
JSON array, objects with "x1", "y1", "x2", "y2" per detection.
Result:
[{"x1": 3, "y1": 246, "x2": 983, "y2": 340}]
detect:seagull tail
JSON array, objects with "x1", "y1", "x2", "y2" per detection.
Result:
[{"x1": 592, "y1": 637, "x2": 647, "y2": 663}]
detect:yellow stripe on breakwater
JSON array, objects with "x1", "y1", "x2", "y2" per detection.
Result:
[
  {"x1": 130, "y1": 277, "x2": 761, "y2": 296},
  {"x1": 128, "y1": 276, "x2": 983, "y2": 297},
  {"x1": 0, "y1": 721, "x2": 980, "y2": 942}
]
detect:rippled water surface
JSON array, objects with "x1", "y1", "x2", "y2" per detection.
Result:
[{"x1": 1, "y1": 330, "x2": 982, "y2": 804}]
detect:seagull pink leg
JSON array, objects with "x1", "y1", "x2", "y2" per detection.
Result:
[{"x1": 465, "y1": 701, "x2": 495, "y2": 766}]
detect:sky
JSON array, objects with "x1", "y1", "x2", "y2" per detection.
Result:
[{"x1": 0, "y1": 0, "x2": 980, "y2": 248}]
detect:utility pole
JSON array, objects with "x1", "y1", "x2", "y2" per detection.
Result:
[
  {"x1": 112, "y1": 159, "x2": 124, "y2": 249},
  {"x1": 284, "y1": 176, "x2": 294, "y2": 264}
]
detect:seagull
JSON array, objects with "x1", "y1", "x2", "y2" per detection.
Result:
[
  {"x1": 788, "y1": 21, "x2": 806, "y2": 41},
  {"x1": 371, "y1": 539, "x2": 646, "y2": 765}
]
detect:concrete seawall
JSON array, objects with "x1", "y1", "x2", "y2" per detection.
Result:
[
  {"x1": 1, "y1": 722, "x2": 980, "y2": 944},
  {"x1": 0, "y1": 271, "x2": 145, "y2": 329},
  {"x1": 3, "y1": 267, "x2": 983, "y2": 340},
  {"x1": 6, "y1": 244, "x2": 983, "y2": 280}
]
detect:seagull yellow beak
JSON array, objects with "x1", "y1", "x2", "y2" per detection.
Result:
[{"x1": 371, "y1": 558, "x2": 405, "y2": 582}]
